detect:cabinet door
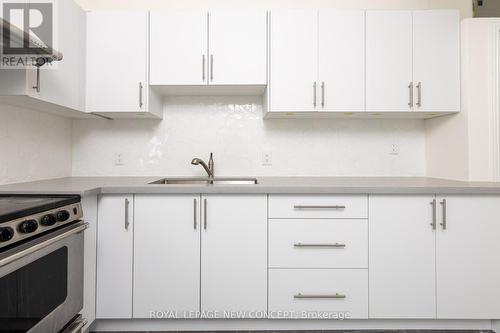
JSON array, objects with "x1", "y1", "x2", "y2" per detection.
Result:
[
  {"x1": 96, "y1": 194, "x2": 133, "y2": 318},
  {"x1": 208, "y1": 11, "x2": 267, "y2": 85},
  {"x1": 149, "y1": 11, "x2": 207, "y2": 86},
  {"x1": 366, "y1": 11, "x2": 413, "y2": 112},
  {"x1": 318, "y1": 10, "x2": 364, "y2": 112},
  {"x1": 201, "y1": 194, "x2": 267, "y2": 316},
  {"x1": 133, "y1": 194, "x2": 201, "y2": 318},
  {"x1": 413, "y1": 10, "x2": 460, "y2": 112},
  {"x1": 369, "y1": 195, "x2": 436, "y2": 319},
  {"x1": 269, "y1": 10, "x2": 318, "y2": 112},
  {"x1": 436, "y1": 195, "x2": 500, "y2": 319},
  {"x1": 27, "y1": 0, "x2": 85, "y2": 110},
  {"x1": 86, "y1": 11, "x2": 147, "y2": 112}
]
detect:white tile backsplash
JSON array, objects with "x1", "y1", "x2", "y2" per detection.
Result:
[
  {"x1": 72, "y1": 96, "x2": 426, "y2": 177},
  {"x1": 0, "y1": 104, "x2": 72, "y2": 185}
]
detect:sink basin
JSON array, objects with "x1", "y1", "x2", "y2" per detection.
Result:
[{"x1": 149, "y1": 177, "x2": 258, "y2": 185}]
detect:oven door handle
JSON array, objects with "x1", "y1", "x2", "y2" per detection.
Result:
[
  {"x1": 62, "y1": 317, "x2": 88, "y2": 333},
  {"x1": 0, "y1": 222, "x2": 88, "y2": 268}
]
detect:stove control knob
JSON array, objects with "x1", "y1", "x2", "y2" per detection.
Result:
[
  {"x1": 0, "y1": 227, "x2": 14, "y2": 242},
  {"x1": 56, "y1": 210, "x2": 70, "y2": 222},
  {"x1": 41, "y1": 214, "x2": 57, "y2": 226},
  {"x1": 18, "y1": 220, "x2": 38, "y2": 233}
]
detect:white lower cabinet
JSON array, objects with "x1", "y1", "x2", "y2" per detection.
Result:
[
  {"x1": 369, "y1": 195, "x2": 437, "y2": 319},
  {"x1": 201, "y1": 194, "x2": 268, "y2": 317},
  {"x1": 436, "y1": 195, "x2": 500, "y2": 319},
  {"x1": 370, "y1": 194, "x2": 500, "y2": 319},
  {"x1": 268, "y1": 269, "x2": 368, "y2": 319},
  {"x1": 133, "y1": 194, "x2": 201, "y2": 318},
  {"x1": 95, "y1": 192, "x2": 500, "y2": 322},
  {"x1": 96, "y1": 194, "x2": 134, "y2": 319}
]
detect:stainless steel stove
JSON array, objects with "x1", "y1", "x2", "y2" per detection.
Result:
[{"x1": 0, "y1": 194, "x2": 88, "y2": 333}]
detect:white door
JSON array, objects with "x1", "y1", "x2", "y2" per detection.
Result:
[
  {"x1": 413, "y1": 10, "x2": 460, "y2": 112},
  {"x1": 436, "y1": 195, "x2": 500, "y2": 319},
  {"x1": 208, "y1": 11, "x2": 267, "y2": 85},
  {"x1": 201, "y1": 194, "x2": 267, "y2": 316},
  {"x1": 369, "y1": 195, "x2": 436, "y2": 319},
  {"x1": 86, "y1": 11, "x2": 147, "y2": 112},
  {"x1": 149, "y1": 11, "x2": 207, "y2": 86},
  {"x1": 269, "y1": 10, "x2": 318, "y2": 112},
  {"x1": 366, "y1": 11, "x2": 413, "y2": 112},
  {"x1": 96, "y1": 194, "x2": 134, "y2": 318},
  {"x1": 133, "y1": 194, "x2": 201, "y2": 318},
  {"x1": 318, "y1": 10, "x2": 365, "y2": 112},
  {"x1": 27, "y1": 0, "x2": 84, "y2": 110}
]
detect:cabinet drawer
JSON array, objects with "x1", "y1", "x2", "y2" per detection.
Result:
[
  {"x1": 268, "y1": 269, "x2": 368, "y2": 319},
  {"x1": 269, "y1": 219, "x2": 367, "y2": 268},
  {"x1": 268, "y1": 195, "x2": 367, "y2": 219}
]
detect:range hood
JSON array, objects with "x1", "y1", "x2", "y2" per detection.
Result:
[{"x1": 0, "y1": 17, "x2": 63, "y2": 63}]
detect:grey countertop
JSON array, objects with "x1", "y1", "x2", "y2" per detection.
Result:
[{"x1": 1, "y1": 176, "x2": 500, "y2": 196}]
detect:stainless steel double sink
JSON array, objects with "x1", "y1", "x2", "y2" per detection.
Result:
[{"x1": 149, "y1": 177, "x2": 258, "y2": 185}]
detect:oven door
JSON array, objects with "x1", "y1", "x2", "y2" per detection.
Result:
[{"x1": 0, "y1": 222, "x2": 87, "y2": 333}]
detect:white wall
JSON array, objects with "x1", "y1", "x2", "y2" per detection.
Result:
[
  {"x1": 0, "y1": 104, "x2": 72, "y2": 185},
  {"x1": 72, "y1": 96, "x2": 426, "y2": 177}
]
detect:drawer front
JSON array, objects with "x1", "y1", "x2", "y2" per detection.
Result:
[
  {"x1": 268, "y1": 269, "x2": 368, "y2": 319},
  {"x1": 269, "y1": 219, "x2": 367, "y2": 268},
  {"x1": 268, "y1": 195, "x2": 368, "y2": 219}
]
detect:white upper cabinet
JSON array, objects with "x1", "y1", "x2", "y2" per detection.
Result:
[
  {"x1": 269, "y1": 10, "x2": 318, "y2": 112},
  {"x1": 0, "y1": 0, "x2": 86, "y2": 117},
  {"x1": 149, "y1": 10, "x2": 267, "y2": 93},
  {"x1": 96, "y1": 195, "x2": 134, "y2": 319},
  {"x1": 436, "y1": 195, "x2": 500, "y2": 319},
  {"x1": 369, "y1": 195, "x2": 437, "y2": 319},
  {"x1": 318, "y1": 10, "x2": 365, "y2": 112},
  {"x1": 366, "y1": 11, "x2": 413, "y2": 112},
  {"x1": 208, "y1": 11, "x2": 267, "y2": 85},
  {"x1": 413, "y1": 11, "x2": 460, "y2": 112},
  {"x1": 27, "y1": 0, "x2": 85, "y2": 111},
  {"x1": 149, "y1": 11, "x2": 208, "y2": 86},
  {"x1": 86, "y1": 11, "x2": 162, "y2": 118},
  {"x1": 133, "y1": 194, "x2": 201, "y2": 318},
  {"x1": 201, "y1": 194, "x2": 267, "y2": 316},
  {"x1": 366, "y1": 10, "x2": 460, "y2": 114}
]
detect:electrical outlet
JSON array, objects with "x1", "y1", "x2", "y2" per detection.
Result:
[
  {"x1": 114, "y1": 152, "x2": 125, "y2": 166},
  {"x1": 390, "y1": 143, "x2": 400, "y2": 155},
  {"x1": 262, "y1": 152, "x2": 272, "y2": 166}
]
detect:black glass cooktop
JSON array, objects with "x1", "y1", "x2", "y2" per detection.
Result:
[{"x1": 0, "y1": 195, "x2": 80, "y2": 224}]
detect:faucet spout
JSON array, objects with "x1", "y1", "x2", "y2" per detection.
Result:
[{"x1": 191, "y1": 155, "x2": 214, "y2": 178}]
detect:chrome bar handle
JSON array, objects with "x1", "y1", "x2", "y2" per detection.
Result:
[
  {"x1": 430, "y1": 199, "x2": 436, "y2": 230},
  {"x1": 294, "y1": 205, "x2": 346, "y2": 209},
  {"x1": 408, "y1": 82, "x2": 413, "y2": 108},
  {"x1": 416, "y1": 82, "x2": 422, "y2": 107},
  {"x1": 138, "y1": 82, "x2": 143, "y2": 108},
  {"x1": 440, "y1": 199, "x2": 447, "y2": 230},
  {"x1": 210, "y1": 54, "x2": 214, "y2": 81},
  {"x1": 204, "y1": 198, "x2": 207, "y2": 230},
  {"x1": 202, "y1": 55, "x2": 206, "y2": 81},
  {"x1": 32, "y1": 66, "x2": 41, "y2": 92},
  {"x1": 294, "y1": 243, "x2": 346, "y2": 248},
  {"x1": 294, "y1": 293, "x2": 346, "y2": 300},
  {"x1": 125, "y1": 198, "x2": 130, "y2": 230},
  {"x1": 193, "y1": 198, "x2": 198, "y2": 230},
  {"x1": 313, "y1": 82, "x2": 317, "y2": 108},
  {"x1": 321, "y1": 81, "x2": 325, "y2": 108}
]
